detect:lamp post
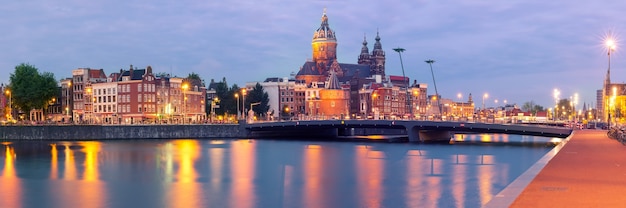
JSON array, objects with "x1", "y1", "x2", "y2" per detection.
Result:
[
  {"x1": 242, "y1": 89, "x2": 247, "y2": 121},
  {"x1": 425, "y1": 59, "x2": 441, "y2": 120},
  {"x1": 606, "y1": 38, "x2": 616, "y2": 126},
  {"x1": 553, "y1": 89, "x2": 560, "y2": 121},
  {"x1": 612, "y1": 87, "x2": 617, "y2": 127},
  {"x1": 393, "y1": 47, "x2": 411, "y2": 119},
  {"x1": 482, "y1": 93, "x2": 488, "y2": 110},
  {"x1": 235, "y1": 93, "x2": 240, "y2": 120},
  {"x1": 182, "y1": 83, "x2": 189, "y2": 124},
  {"x1": 5, "y1": 89, "x2": 11, "y2": 120},
  {"x1": 67, "y1": 82, "x2": 72, "y2": 122},
  {"x1": 249, "y1": 102, "x2": 260, "y2": 122}
]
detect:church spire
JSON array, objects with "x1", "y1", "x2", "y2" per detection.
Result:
[
  {"x1": 313, "y1": 8, "x2": 335, "y2": 40},
  {"x1": 370, "y1": 30, "x2": 385, "y2": 76},
  {"x1": 358, "y1": 34, "x2": 371, "y2": 65}
]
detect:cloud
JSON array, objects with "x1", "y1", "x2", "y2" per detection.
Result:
[{"x1": 1, "y1": 0, "x2": 625, "y2": 107}]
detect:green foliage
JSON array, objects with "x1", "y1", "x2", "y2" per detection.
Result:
[
  {"x1": 186, "y1": 72, "x2": 203, "y2": 87},
  {"x1": 521, "y1": 101, "x2": 545, "y2": 115},
  {"x1": 9, "y1": 63, "x2": 58, "y2": 120},
  {"x1": 248, "y1": 82, "x2": 270, "y2": 117}
]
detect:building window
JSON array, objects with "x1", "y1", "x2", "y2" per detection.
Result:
[
  {"x1": 138, "y1": 84, "x2": 142, "y2": 92},
  {"x1": 331, "y1": 101, "x2": 335, "y2": 107}
]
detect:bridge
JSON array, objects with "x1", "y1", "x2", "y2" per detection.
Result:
[{"x1": 244, "y1": 120, "x2": 573, "y2": 142}]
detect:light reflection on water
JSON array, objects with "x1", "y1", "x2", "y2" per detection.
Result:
[{"x1": 0, "y1": 135, "x2": 552, "y2": 208}]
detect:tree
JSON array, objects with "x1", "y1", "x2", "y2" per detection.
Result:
[
  {"x1": 522, "y1": 101, "x2": 545, "y2": 115},
  {"x1": 9, "y1": 63, "x2": 58, "y2": 120},
  {"x1": 555, "y1": 99, "x2": 573, "y2": 120},
  {"x1": 248, "y1": 82, "x2": 270, "y2": 117},
  {"x1": 186, "y1": 72, "x2": 203, "y2": 88}
]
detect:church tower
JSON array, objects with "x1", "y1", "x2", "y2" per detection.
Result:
[
  {"x1": 370, "y1": 31, "x2": 386, "y2": 77},
  {"x1": 311, "y1": 9, "x2": 338, "y2": 75},
  {"x1": 357, "y1": 35, "x2": 371, "y2": 65}
]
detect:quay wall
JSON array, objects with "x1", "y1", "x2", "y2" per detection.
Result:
[{"x1": 0, "y1": 125, "x2": 246, "y2": 140}]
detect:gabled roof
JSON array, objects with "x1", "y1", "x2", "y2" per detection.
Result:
[
  {"x1": 89, "y1": 69, "x2": 107, "y2": 79},
  {"x1": 117, "y1": 69, "x2": 146, "y2": 81}
]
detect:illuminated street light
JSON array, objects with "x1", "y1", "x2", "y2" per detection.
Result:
[
  {"x1": 553, "y1": 89, "x2": 560, "y2": 121},
  {"x1": 482, "y1": 93, "x2": 489, "y2": 110},
  {"x1": 182, "y1": 83, "x2": 189, "y2": 124},
  {"x1": 5, "y1": 89, "x2": 11, "y2": 120},
  {"x1": 235, "y1": 93, "x2": 240, "y2": 120},
  {"x1": 242, "y1": 88, "x2": 247, "y2": 121}
]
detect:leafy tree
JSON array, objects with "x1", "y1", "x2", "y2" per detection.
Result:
[
  {"x1": 186, "y1": 72, "x2": 203, "y2": 88},
  {"x1": 555, "y1": 99, "x2": 573, "y2": 120},
  {"x1": 9, "y1": 63, "x2": 58, "y2": 120},
  {"x1": 521, "y1": 101, "x2": 545, "y2": 115},
  {"x1": 247, "y1": 82, "x2": 270, "y2": 117}
]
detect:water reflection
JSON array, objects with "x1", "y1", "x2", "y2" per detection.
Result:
[
  {"x1": 1, "y1": 145, "x2": 20, "y2": 208},
  {"x1": 168, "y1": 140, "x2": 203, "y2": 208},
  {"x1": 0, "y1": 136, "x2": 551, "y2": 208},
  {"x1": 230, "y1": 140, "x2": 256, "y2": 208},
  {"x1": 355, "y1": 145, "x2": 384, "y2": 208}
]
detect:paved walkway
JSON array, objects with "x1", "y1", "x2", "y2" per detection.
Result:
[{"x1": 509, "y1": 130, "x2": 626, "y2": 207}]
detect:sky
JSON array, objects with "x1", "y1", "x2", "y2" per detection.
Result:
[{"x1": 1, "y1": 0, "x2": 626, "y2": 109}]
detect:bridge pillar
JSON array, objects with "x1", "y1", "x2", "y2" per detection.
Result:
[
  {"x1": 419, "y1": 130, "x2": 452, "y2": 142},
  {"x1": 408, "y1": 126, "x2": 421, "y2": 142},
  {"x1": 407, "y1": 125, "x2": 451, "y2": 142}
]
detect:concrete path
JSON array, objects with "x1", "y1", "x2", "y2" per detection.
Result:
[{"x1": 510, "y1": 130, "x2": 626, "y2": 207}]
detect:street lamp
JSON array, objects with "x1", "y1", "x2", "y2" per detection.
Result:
[
  {"x1": 482, "y1": 93, "x2": 488, "y2": 110},
  {"x1": 242, "y1": 88, "x2": 247, "y2": 121},
  {"x1": 67, "y1": 82, "x2": 72, "y2": 122},
  {"x1": 393, "y1": 47, "x2": 411, "y2": 119},
  {"x1": 425, "y1": 59, "x2": 441, "y2": 120},
  {"x1": 235, "y1": 93, "x2": 240, "y2": 119},
  {"x1": 553, "y1": 89, "x2": 560, "y2": 121},
  {"x1": 249, "y1": 102, "x2": 260, "y2": 122},
  {"x1": 609, "y1": 87, "x2": 618, "y2": 127},
  {"x1": 182, "y1": 83, "x2": 189, "y2": 124},
  {"x1": 5, "y1": 89, "x2": 11, "y2": 120},
  {"x1": 606, "y1": 38, "x2": 616, "y2": 79}
]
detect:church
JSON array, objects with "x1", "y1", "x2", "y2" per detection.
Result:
[{"x1": 295, "y1": 10, "x2": 387, "y2": 85}]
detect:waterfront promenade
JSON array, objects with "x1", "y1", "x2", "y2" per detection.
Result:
[{"x1": 510, "y1": 130, "x2": 626, "y2": 207}]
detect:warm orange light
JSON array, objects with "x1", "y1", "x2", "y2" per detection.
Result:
[
  {"x1": 5, "y1": 90, "x2": 10, "y2": 95},
  {"x1": 234, "y1": 93, "x2": 238, "y2": 98},
  {"x1": 182, "y1": 83, "x2": 189, "y2": 91}
]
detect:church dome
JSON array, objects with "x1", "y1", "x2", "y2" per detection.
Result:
[{"x1": 313, "y1": 9, "x2": 336, "y2": 40}]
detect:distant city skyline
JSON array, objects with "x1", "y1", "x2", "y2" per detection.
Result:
[{"x1": 1, "y1": 1, "x2": 625, "y2": 108}]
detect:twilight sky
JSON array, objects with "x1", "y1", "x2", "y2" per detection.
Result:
[{"x1": 1, "y1": 0, "x2": 625, "y2": 108}]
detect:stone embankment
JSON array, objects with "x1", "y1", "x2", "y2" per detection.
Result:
[{"x1": 0, "y1": 124, "x2": 246, "y2": 140}]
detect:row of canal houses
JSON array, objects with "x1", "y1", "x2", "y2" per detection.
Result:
[{"x1": 46, "y1": 65, "x2": 206, "y2": 124}]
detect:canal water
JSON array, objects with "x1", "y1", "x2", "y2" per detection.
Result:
[{"x1": 0, "y1": 134, "x2": 557, "y2": 208}]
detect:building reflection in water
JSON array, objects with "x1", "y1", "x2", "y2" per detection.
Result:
[
  {"x1": 303, "y1": 144, "x2": 323, "y2": 207},
  {"x1": 0, "y1": 136, "x2": 539, "y2": 208},
  {"x1": 451, "y1": 154, "x2": 468, "y2": 207},
  {"x1": 50, "y1": 142, "x2": 108, "y2": 207},
  {"x1": 50, "y1": 144, "x2": 58, "y2": 179},
  {"x1": 167, "y1": 140, "x2": 203, "y2": 208},
  {"x1": 230, "y1": 140, "x2": 256, "y2": 208},
  {"x1": 1, "y1": 144, "x2": 21, "y2": 208},
  {"x1": 355, "y1": 145, "x2": 384, "y2": 208}
]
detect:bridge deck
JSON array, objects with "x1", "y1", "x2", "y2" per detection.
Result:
[{"x1": 507, "y1": 130, "x2": 626, "y2": 207}]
